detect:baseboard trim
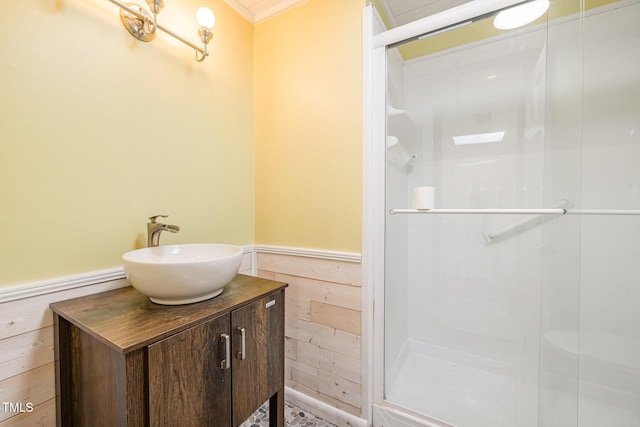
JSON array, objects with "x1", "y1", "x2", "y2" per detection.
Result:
[{"x1": 285, "y1": 386, "x2": 369, "y2": 427}]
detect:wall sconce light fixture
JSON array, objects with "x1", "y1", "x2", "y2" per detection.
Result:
[{"x1": 107, "y1": 0, "x2": 215, "y2": 62}]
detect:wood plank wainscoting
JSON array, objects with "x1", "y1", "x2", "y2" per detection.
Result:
[
  {"x1": 0, "y1": 247, "x2": 364, "y2": 427},
  {"x1": 255, "y1": 249, "x2": 363, "y2": 424}
]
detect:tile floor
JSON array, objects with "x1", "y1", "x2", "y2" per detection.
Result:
[{"x1": 241, "y1": 401, "x2": 337, "y2": 427}]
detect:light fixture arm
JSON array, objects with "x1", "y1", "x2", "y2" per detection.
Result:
[
  {"x1": 147, "y1": 11, "x2": 158, "y2": 34},
  {"x1": 143, "y1": 0, "x2": 163, "y2": 34},
  {"x1": 196, "y1": 27, "x2": 212, "y2": 62},
  {"x1": 146, "y1": 0, "x2": 164, "y2": 14},
  {"x1": 195, "y1": 46, "x2": 207, "y2": 62},
  {"x1": 106, "y1": 0, "x2": 211, "y2": 62}
]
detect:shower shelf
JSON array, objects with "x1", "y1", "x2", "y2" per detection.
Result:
[{"x1": 389, "y1": 209, "x2": 640, "y2": 215}]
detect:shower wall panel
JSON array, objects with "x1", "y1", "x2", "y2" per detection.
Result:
[
  {"x1": 402, "y1": 31, "x2": 548, "y2": 363},
  {"x1": 578, "y1": 3, "x2": 640, "y2": 425}
]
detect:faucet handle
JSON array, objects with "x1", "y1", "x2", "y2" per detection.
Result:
[{"x1": 148, "y1": 214, "x2": 169, "y2": 223}]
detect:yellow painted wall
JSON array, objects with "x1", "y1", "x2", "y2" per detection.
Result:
[
  {"x1": 254, "y1": 0, "x2": 364, "y2": 253},
  {"x1": 0, "y1": 0, "x2": 255, "y2": 286}
]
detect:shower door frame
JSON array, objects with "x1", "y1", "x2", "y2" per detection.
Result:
[{"x1": 361, "y1": 1, "x2": 534, "y2": 424}]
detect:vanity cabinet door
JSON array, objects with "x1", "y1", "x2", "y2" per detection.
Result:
[
  {"x1": 231, "y1": 291, "x2": 285, "y2": 426},
  {"x1": 148, "y1": 313, "x2": 232, "y2": 427}
]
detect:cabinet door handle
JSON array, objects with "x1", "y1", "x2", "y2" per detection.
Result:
[
  {"x1": 236, "y1": 327, "x2": 246, "y2": 360},
  {"x1": 220, "y1": 333, "x2": 231, "y2": 370}
]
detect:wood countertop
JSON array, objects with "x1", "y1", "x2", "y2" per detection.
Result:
[{"x1": 50, "y1": 274, "x2": 287, "y2": 354}]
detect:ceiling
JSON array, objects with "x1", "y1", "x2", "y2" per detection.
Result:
[
  {"x1": 374, "y1": 0, "x2": 473, "y2": 27},
  {"x1": 226, "y1": 0, "x2": 470, "y2": 25},
  {"x1": 223, "y1": 0, "x2": 307, "y2": 23}
]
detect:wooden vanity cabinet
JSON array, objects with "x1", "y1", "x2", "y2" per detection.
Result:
[
  {"x1": 148, "y1": 312, "x2": 232, "y2": 426},
  {"x1": 50, "y1": 274, "x2": 287, "y2": 427}
]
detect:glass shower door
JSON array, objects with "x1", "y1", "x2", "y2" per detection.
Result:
[{"x1": 382, "y1": 3, "x2": 583, "y2": 426}]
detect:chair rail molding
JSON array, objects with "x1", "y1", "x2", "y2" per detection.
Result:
[{"x1": 0, "y1": 245, "x2": 361, "y2": 304}]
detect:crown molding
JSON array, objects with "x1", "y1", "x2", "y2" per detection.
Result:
[
  {"x1": 222, "y1": 0, "x2": 309, "y2": 24},
  {"x1": 222, "y1": 0, "x2": 255, "y2": 23}
]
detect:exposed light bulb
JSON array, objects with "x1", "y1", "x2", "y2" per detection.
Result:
[
  {"x1": 494, "y1": 0, "x2": 549, "y2": 30},
  {"x1": 196, "y1": 7, "x2": 215, "y2": 29}
]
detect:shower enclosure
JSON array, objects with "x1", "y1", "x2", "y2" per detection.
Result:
[{"x1": 365, "y1": 1, "x2": 640, "y2": 426}]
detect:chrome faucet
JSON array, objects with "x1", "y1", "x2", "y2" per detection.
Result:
[{"x1": 147, "y1": 215, "x2": 180, "y2": 247}]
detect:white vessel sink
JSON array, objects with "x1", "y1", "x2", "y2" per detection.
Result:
[{"x1": 122, "y1": 243, "x2": 243, "y2": 305}]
